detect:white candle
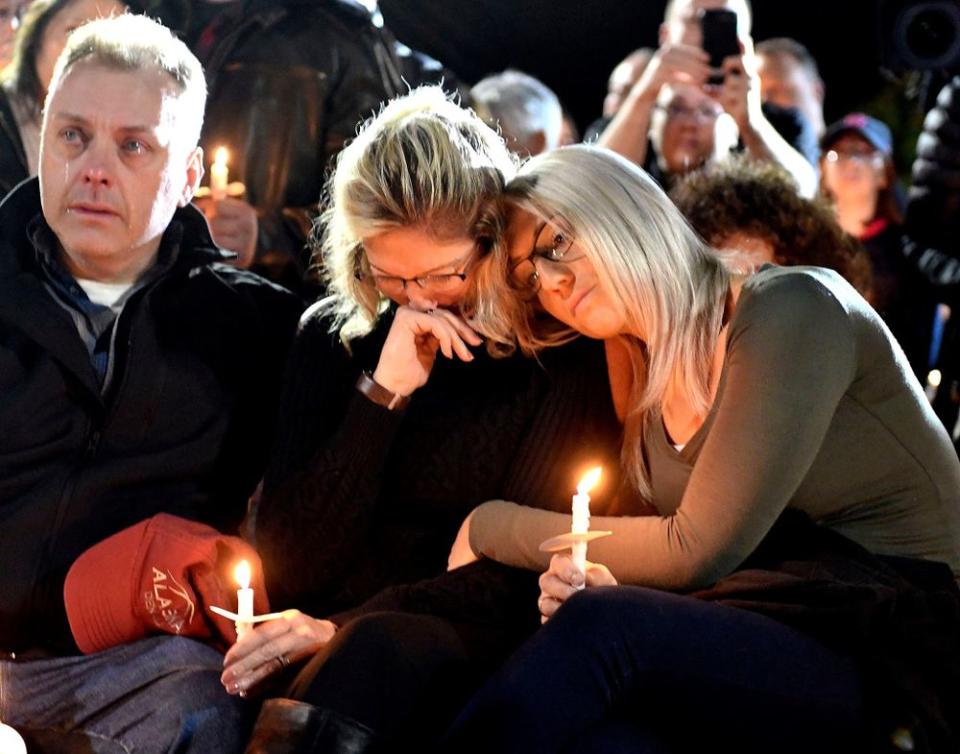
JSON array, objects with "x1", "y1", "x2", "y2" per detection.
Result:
[
  {"x1": 234, "y1": 560, "x2": 254, "y2": 639},
  {"x1": 925, "y1": 369, "x2": 942, "y2": 403},
  {"x1": 211, "y1": 147, "x2": 229, "y2": 202},
  {"x1": 571, "y1": 467, "x2": 602, "y2": 588},
  {"x1": 0, "y1": 722, "x2": 26, "y2": 754}
]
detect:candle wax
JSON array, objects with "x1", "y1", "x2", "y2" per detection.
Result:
[
  {"x1": 236, "y1": 587, "x2": 253, "y2": 639},
  {"x1": 210, "y1": 148, "x2": 229, "y2": 202},
  {"x1": 570, "y1": 467, "x2": 601, "y2": 591},
  {"x1": 0, "y1": 722, "x2": 26, "y2": 754},
  {"x1": 572, "y1": 492, "x2": 590, "y2": 533},
  {"x1": 571, "y1": 491, "x2": 590, "y2": 586}
]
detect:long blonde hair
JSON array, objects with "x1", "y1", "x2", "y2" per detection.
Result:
[
  {"x1": 318, "y1": 86, "x2": 517, "y2": 342},
  {"x1": 480, "y1": 145, "x2": 732, "y2": 498}
]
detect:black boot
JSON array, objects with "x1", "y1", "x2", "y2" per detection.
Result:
[{"x1": 245, "y1": 698, "x2": 378, "y2": 754}]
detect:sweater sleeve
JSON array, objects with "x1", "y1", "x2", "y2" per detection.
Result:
[
  {"x1": 326, "y1": 559, "x2": 540, "y2": 632},
  {"x1": 470, "y1": 273, "x2": 859, "y2": 590},
  {"x1": 253, "y1": 308, "x2": 407, "y2": 606},
  {"x1": 498, "y1": 336, "x2": 624, "y2": 515}
]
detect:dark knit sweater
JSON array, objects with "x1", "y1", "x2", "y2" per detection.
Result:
[{"x1": 253, "y1": 303, "x2": 623, "y2": 623}]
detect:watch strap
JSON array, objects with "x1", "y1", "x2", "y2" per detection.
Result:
[{"x1": 356, "y1": 371, "x2": 410, "y2": 411}]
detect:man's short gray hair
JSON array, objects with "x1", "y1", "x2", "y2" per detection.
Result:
[
  {"x1": 471, "y1": 69, "x2": 562, "y2": 155},
  {"x1": 47, "y1": 13, "x2": 207, "y2": 148}
]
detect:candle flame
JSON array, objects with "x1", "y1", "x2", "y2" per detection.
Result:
[
  {"x1": 214, "y1": 146, "x2": 229, "y2": 166},
  {"x1": 928, "y1": 369, "x2": 942, "y2": 388},
  {"x1": 234, "y1": 560, "x2": 251, "y2": 589},
  {"x1": 577, "y1": 467, "x2": 602, "y2": 495}
]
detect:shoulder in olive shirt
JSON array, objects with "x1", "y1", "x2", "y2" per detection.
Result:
[{"x1": 470, "y1": 265, "x2": 960, "y2": 588}]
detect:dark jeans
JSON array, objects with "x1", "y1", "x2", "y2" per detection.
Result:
[
  {"x1": 444, "y1": 586, "x2": 867, "y2": 754},
  {"x1": 1, "y1": 636, "x2": 251, "y2": 753}
]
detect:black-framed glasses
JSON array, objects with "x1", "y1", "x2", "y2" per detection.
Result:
[
  {"x1": 355, "y1": 246, "x2": 477, "y2": 296},
  {"x1": 508, "y1": 222, "x2": 581, "y2": 301}
]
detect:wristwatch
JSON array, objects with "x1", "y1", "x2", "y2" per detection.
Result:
[{"x1": 356, "y1": 371, "x2": 410, "y2": 411}]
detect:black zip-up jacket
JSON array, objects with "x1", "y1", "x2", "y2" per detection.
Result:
[{"x1": 0, "y1": 179, "x2": 302, "y2": 655}]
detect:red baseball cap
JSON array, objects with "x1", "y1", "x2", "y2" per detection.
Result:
[{"x1": 64, "y1": 513, "x2": 270, "y2": 654}]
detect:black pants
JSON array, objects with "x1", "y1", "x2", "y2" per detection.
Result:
[
  {"x1": 444, "y1": 586, "x2": 867, "y2": 754},
  {"x1": 284, "y1": 610, "x2": 513, "y2": 749}
]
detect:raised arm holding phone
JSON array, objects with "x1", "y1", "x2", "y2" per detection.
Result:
[{"x1": 600, "y1": 0, "x2": 817, "y2": 195}]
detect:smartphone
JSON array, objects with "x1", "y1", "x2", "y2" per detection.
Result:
[{"x1": 700, "y1": 8, "x2": 740, "y2": 85}]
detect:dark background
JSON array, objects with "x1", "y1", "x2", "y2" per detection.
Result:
[{"x1": 379, "y1": 0, "x2": 933, "y2": 170}]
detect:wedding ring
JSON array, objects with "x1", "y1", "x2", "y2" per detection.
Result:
[{"x1": 274, "y1": 654, "x2": 290, "y2": 670}]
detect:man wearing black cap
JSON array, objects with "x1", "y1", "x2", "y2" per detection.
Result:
[{"x1": 0, "y1": 13, "x2": 300, "y2": 752}]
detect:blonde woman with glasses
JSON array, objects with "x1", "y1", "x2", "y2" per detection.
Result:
[
  {"x1": 223, "y1": 89, "x2": 621, "y2": 754},
  {"x1": 444, "y1": 144, "x2": 960, "y2": 754}
]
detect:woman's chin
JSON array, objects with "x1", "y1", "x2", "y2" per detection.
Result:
[{"x1": 576, "y1": 311, "x2": 625, "y2": 340}]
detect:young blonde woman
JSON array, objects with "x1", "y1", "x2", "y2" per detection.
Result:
[
  {"x1": 222, "y1": 89, "x2": 621, "y2": 754},
  {"x1": 445, "y1": 145, "x2": 960, "y2": 753}
]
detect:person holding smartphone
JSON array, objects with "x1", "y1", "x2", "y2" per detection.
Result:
[{"x1": 598, "y1": 0, "x2": 817, "y2": 196}]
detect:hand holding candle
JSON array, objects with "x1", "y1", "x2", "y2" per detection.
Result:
[
  {"x1": 209, "y1": 558, "x2": 275, "y2": 643},
  {"x1": 234, "y1": 559, "x2": 254, "y2": 639},
  {"x1": 538, "y1": 466, "x2": 611, "y2": 592}
]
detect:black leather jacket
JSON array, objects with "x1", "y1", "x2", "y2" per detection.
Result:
[{"x1": 188, "y1": 0, "x2": 406, "y2": 294}]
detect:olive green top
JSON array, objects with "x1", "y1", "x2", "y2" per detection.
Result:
[{"x1": 470, "y1": 266, "x2": 960, "y2": 588}]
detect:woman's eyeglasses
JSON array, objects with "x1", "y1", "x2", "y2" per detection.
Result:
[
  {"x1": 355, "y1": 246, "x2": 477, "y2": 296},
  {"x1": 508, "y1": 226, "x2": 581, "y2": 300}
]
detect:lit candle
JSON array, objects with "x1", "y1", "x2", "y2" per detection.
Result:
[
  {"x1": 210, "y1": 147, "x2": 229, "y2": 202},
  {"x1": 234, "y1": 560, "x2": 254, "y2": 639},
  {"x1": 0, "y1": 721, "x2": 26, "y2": 754},
  {"x1": 571, "y1": 467, "x2": 602, "y2": 587},
  {"x1": 925, "y1": 369, "x2": 942, "y2": 402}
]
